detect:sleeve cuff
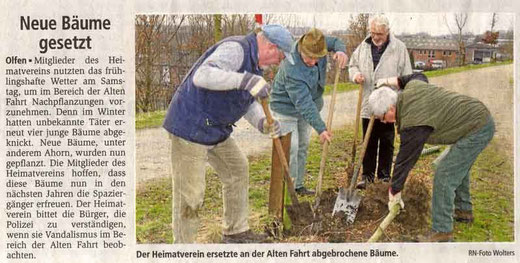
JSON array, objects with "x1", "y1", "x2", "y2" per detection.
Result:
[{"x1": 390, "y1": 187, "x2": 401, "y2": 195}]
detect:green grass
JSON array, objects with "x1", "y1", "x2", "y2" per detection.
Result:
[
  {"x1": 135, "y1": 177, "x2": 172, "y2": 243},
  {"x1": 453, "y1": 142, "x2": 514, "y2": 242},
  {"x1": 135, "y1": 110, "x2": 166, "y2": 130},
  {"x1": 424, "y1": 60, "x2": 512, "y2": 78},
  {"x1": 323, "y1": 82, "x2": 359, "y2": 95},
  {"x1": 136, "y1": 124, "x2": 513, "y2": 243}
]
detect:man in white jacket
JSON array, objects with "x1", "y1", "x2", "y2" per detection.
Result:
[{"x1": 348, "y1": 15, "x2": 412, "y2": 189}]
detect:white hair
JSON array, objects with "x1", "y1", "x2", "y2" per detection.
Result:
[
  {"x1": 368, "y1": 87, "x2": 398, "y2": 117},
  {"x1": 369, "y1": 15, "x2": 390, "y2": 32}
]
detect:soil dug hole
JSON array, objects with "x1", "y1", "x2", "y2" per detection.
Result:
[{"x1": 280, "y1": 173, "x2": 431, "y2": 242}]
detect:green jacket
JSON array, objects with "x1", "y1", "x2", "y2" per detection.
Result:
[
  {"x1": 270, "y1": 36, "x2": 346, "y2": 134},
  {"x1": 396, "y1": 80, "x2": 490, "y2": 144}
]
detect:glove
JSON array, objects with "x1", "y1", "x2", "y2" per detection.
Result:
[
  {"x1": 388, "y1": 187, "x2": 405, "y2": 210},
  {"x1": 258, "y1": 117, "x2": 281, "y2": 138},
  {"x1": 375, "y1": 77, "x2": 398, "y2": 89},
  {"x1": 241, "y1": 73, "x2": 270, "y2": 99}
]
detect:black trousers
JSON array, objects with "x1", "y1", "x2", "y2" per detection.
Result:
[{"x1": 362, "y1": 118, "x2": 395, "y2": 181}]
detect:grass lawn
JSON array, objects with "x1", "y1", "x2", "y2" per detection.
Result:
[
  {"x1": 323, "y1": 82, "x2": 359, "y2": 95},
  {"x1": 136, "y1": 124, "x2": 514, "y2": 243},
  {"x1": 423, "y1": 60, "x2": 512, "y2": 78},
  {"x1": 135, "y1": 61, "x2": 512, "y2": 130},
  {"x1": 453, "y1": 142, "x2": 514, "y2": 241},
  {"x1": 135, "y1": 110, "x2": 166, "y2": 130}
]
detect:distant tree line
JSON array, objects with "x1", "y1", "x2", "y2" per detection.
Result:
[
  {"x1": 135, "y1": 13, "x2": 513, "y2": 113},
  {"x1": 134, "y1": 14, "x2": 359, "y2": 113},
  {"x1": 135, "y1": 14, "x2": 257, "y2": 112}
]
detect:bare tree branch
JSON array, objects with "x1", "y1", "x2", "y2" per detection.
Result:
[
  {"x1": 444, "y1": 13, "x2": 468, "y2": 66},
  {"x1": 135, "y1": 15, "x2": 186, "y2": 112},
  {"x1": 490, "y1": 13, "x2": 498, "y2": 32}
]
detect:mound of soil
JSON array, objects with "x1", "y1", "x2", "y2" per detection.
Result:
[{"x1": 280, "y1": 173, "x2": 432, "y2": 242}]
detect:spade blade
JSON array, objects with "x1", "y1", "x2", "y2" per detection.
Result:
[{"x1": 332, "y1": 188, "x2": 362, "y2": 225}]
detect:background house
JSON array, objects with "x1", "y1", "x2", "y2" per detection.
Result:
[
  {"x1": 465, "y1": 43, "x2": 499, "y2": 63},
  {"x1": 401, "y1": 37, "x2": 459, "y2": 69}
]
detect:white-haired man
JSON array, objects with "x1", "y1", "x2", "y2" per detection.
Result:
[
  {"x1": 349, "y1": 14, "x2": 412, "y2": 188},
  {"x1": 369, "y1": 73, "x2": 495, "y2": 242},
  {"x1": 163, "y1": 24, "x2": 293, "y2": 243}
]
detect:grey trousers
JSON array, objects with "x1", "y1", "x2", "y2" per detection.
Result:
[
  {"x1": 432, "y1": 117, "x2": 495, "y2": 232},
  {"x1": 272, "y1": 111, "x2": 312, "y2": 189},
  {"x1": 170, "y1": 134, "x2": 249, "y2": 243}
]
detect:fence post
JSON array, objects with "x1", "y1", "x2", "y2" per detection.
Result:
[{"x1": 268, "y1": 132, "x2": 291, "y2": 219}]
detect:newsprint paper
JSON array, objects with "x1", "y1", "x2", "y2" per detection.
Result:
[{"x1": 0, "y1": 0, "x2": 519, "y2": 262}]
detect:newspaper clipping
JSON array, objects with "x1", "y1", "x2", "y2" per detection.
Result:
[
  {"x1": 1, "y1": 1, "x2": 134, "y2": 262},
  {"x1": 0, "y1": 0, "x2": 519, "y2": 262}
]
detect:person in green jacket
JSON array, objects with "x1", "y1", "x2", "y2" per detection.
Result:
[
  {"x1": 369, "y1": 73, "x2": 494, "y2": 242},
  {"x1": 270, "y1": 28, "x2": 348, "y2": 195}
]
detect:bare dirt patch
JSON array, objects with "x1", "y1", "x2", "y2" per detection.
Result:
[{"x1": 275, "y1": 171, "x2": 431, "y2": 243}]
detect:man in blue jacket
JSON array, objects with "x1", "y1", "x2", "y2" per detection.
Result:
[
  {"x1": 163, "y1": 24, "x2": 292, "y2": 243},
  {"x1": 270, "y1": 28, "x2": 348, "y2": 195}
]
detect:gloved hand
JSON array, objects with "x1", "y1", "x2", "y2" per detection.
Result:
[
  {"x1": 241, "y1": 73, "x2": 270, "y2": 99},
  {"x1": 388, "y1": 187, "x2": 405, "y2": 210},
  {"x1": 258, "y1": 117, "x2": 282, "y2": 138},
  {"x1": 375, "y1": 77, "x2": 398, "y2": 89}
]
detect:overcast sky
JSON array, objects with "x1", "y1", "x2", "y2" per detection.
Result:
[{"x1": 270, "y1": 12, "x2": 514, "y2": 36}]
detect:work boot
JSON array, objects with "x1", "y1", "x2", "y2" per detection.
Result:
[
  {"x1": 222, "y1": 230, "x2": 269, "y2": 243},
  {"x1": 356, "y1": 176, "x2": 373, "y2": 190},
  {"x1": 379, "y1": 176, "x2": 390, "y2": 183},
  {"x1": 416, "y1": 230, "x2": 454, "y2": 242},
  {"x1": 377, "y1": 171, "x2": 391, "y2": 183},
  {"x1": 356, "y1": 180, "x2": 367, "y2": 190},
  {"x1": 454, "y1": 209, "x2": 474, "y2": 223},
  {"x1": 295, "y1": 187, "x2": 315, "y2": 196}
]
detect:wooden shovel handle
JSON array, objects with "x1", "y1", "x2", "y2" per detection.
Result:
[
  {"x1": 325, "y1": 63, "x2": 341, "y2": 129},
  {"x1": 348, "y1": 115, "x2": 375, "y2": 191},
  {"x1": 350, "y1": 84, "x2": 364, "y2": 166},
  {"x1": 261, "y1": 99, "x2": 300, "y2": 205},
  {"x1": 316, "y1": 64, "x2": 341, "y2": 198}
]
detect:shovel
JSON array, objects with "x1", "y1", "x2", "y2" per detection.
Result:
[
  {"x1": 347, "y1": 84, "x2": 364, "y2": 176},
  {"x1": 332, "y1": 115, "x2": 375, "y2": 224},
  {"x1": 261, "y1": 99, "x2": 313, "y2": 225},
  {"x1": 313, "y1": 63, "x2": 341, "y2": 211},
  {"x1": 330, "y1": 83, "x2": 363, "y2": 219}
]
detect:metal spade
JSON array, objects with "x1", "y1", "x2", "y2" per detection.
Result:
[{"x1": 332, "y1": 115, "x2": 375, "y2": 224}]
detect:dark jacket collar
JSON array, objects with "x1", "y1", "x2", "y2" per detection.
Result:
[{"x1": 246, "y1": 33, "x2": 260, "y2": 72}]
